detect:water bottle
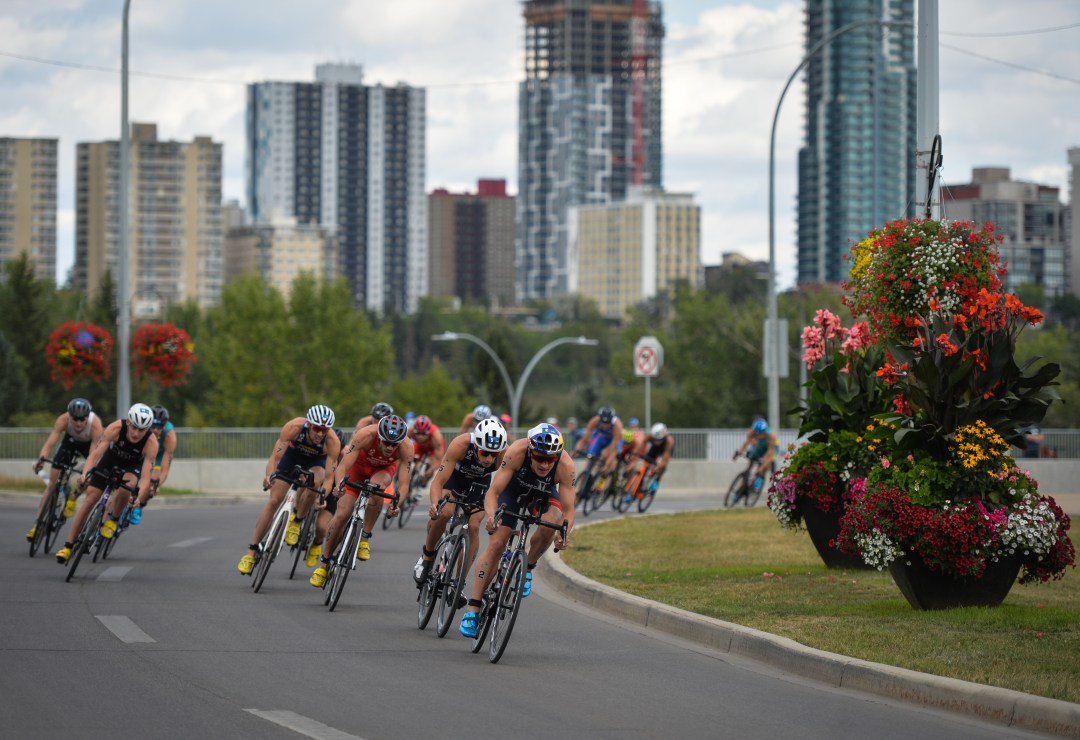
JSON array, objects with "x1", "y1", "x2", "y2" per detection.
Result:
[{"x1": 38, "y1": 468, "x2": 50, "y2": 485}]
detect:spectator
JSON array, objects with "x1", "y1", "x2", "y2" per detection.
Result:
[{"x1": 1021, "y1": 426, "x2": 1043, "y2": 459}]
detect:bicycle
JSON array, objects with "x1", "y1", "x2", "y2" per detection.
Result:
[
  {"x1": 100, "y1": 477, "x2": 161, "y2": 561},
  {"x1": 323, "y1": 477, "x2": 398, "y2": 612},
  {"x1": 249, "y1": 466, "x2": 323, "y2": 593},
  {"x1": 417, "y1": 487, "x2": 483, "y2": 637},
  {"x1": 575, "y1": 453, "x2": 603, "y2": 516},
  {"x1": 724, "y1": 455, "x2": 773, "y2": 508},
  {"x1": 397, "y1": 457, "x2": 429, "y2": 529},
  {"x1": 288, "y1": 496, "x2": 321, "y2": 580},
  {"x1": 65, "y1": 469, "x2": 137, "y2": 582},
  {"x1": 617, "y1": 456, "x2": 660, "y2": 514},
  {"x1": 29, "y1": 456, "x2": 82, "y2": 558},
  {"x1": 470, "y1": 492, "x2": 568, "y2": 664}
]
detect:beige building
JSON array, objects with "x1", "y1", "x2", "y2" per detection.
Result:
[
  {"x1": 224, "y1": 217, "x2": 336, "y2": 298},
  {"x1": 0, "y1": 137, "x2": 57, "y2": 281},
  {"x1": 74, "y1": 123, "x2": 223, "y2": 317},
  {"x1": 569, "y1": 188, "x2": 700, "y2": 319},
  {"x1": 428, "y1": 179, "x2": 515, "y2": 307}
]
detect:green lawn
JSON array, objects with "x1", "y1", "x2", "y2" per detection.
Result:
[{"x1": 562, "y1": 508, "x2": 1080, "y2": 704}]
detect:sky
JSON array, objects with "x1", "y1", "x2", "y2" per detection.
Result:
[{"x1": 2, "y1": 1, "x2": 1078, "y2": 290}]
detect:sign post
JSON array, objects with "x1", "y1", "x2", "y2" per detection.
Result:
[{"x1": 633, "y1": 336, "x2": 664, "y2": 428}]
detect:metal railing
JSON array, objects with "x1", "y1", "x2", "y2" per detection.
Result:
[{"x1": 1, "y1": 427, "x2": 1077, "y2": 460}]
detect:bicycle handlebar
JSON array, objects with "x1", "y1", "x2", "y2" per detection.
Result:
[
  {"x1": 39, "y1": 456, "x2": 84, "y2": 474},
  {"x1": 267, "y1": 466, "x2": 323, "y2": 494},
  {"x1": 343, "y1": 478, "x2": 399, "y2": 506}
]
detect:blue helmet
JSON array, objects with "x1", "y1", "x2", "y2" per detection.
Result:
[
  {"x1": 527, "y1": 423, "x2": 563, "y2": 455},
  {"x1": 752, "y1": 418, "x2": 769, "y2": 434},
  {"x1": 598, "y1": 406, "x2": 615, "y2": 424}
]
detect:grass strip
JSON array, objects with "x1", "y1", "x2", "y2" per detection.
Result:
[{"x1": 562, "y1": 508, "x2": 1079, "y2": 704}]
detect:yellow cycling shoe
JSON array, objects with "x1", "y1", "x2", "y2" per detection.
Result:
[
  {"x1": 238, "y1": 553, "x2": 255, "y2": 575},
  {"x1": 309, "y1": 566, "x2": 327, "y2": 587},
  {"x1": 285, "y1": 517, "x2": 300, "y2": 546},
  {"x1": 100, "y1": 518, "x2": 117, "y2": 539},
  {"x1": 26, "y1": 526, "x2": 37, "y2": 542},
  {"x1": 56, "y1": 546, "x2": 72, "y2": 564},
  {"x1": 357, "y1": 539, "x2": 371, "y2": 561},
  {"x1": 306, "y1": 543, "x2": 322, "y2": 568},
  {"x1": 64, "y1": 497, "x2": 77, "y2": 518}
]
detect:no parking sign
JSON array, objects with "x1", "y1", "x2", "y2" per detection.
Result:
[{"x1": 633, "y1": 336, "x2": 663, "y2": 378}]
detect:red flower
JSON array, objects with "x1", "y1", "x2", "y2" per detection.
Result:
[
  {"x1": 45, "y1": 321, "x2": 114, "y2": 390},
  {"x1": 132, "y1": 323, "x2": 197, "y2": 387}
]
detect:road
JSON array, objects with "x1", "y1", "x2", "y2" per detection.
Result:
[{"x1": 0, "y1": 498, "x2": 1049, "y2": 740}]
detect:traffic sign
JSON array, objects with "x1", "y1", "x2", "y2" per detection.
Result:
[{"x1": 634, "y1": 336, "x2": 663, "y2": 378}]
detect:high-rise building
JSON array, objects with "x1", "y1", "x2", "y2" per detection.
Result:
[
  {"x1": 1068, "y1": 148, "x2": 1079, "y2": 296},
  {"x1": 569, "y1": 188, "x2": 699, "y2": 319},
  {"x1": 428, "y1": 179, "x2": 516, "y2": 307},
  {"x1": 517, "y1": 0, "x2": 664, "y2": 301},
  {"x1": 74, "y1": 123, "x2": 222, "y2": 317},
  {"x1": 943, "y1": 167, "x2": 1068, "y2": 297},
  {"x1": 223, "y1": 216, "x2": 337, "y2": 298},
  {"x1": 0, "y1": 137, "x2": 57, "y2": 282},
  {"x1": 796, "y1": 0, "x2": 916, "y2": 285},
  {"x1": 246, "y1": 63, "x2": 427, "y2": 313}
]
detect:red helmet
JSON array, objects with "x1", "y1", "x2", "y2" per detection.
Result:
[{"x1": 413, "y1": 415, "x2": 433, "y2": 434}]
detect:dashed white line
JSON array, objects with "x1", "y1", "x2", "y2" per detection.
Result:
[
  {"x1": 169, "y1": 537, "x2": 213, "y2": 548},
  {"x1": 95, "y1": 615, "x2": 155, "y2": 643},
  {"x1": 244, "y1": 710, "x2": 365, "y2": 739},
  {"x1": 97, "y1": 566, "x2": 133, "y2": 582}
]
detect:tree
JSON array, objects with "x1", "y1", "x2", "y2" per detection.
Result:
[
  {"x1": 0, "y1": 254, "x2": 58, "y2": 410},
  {"x1": 387, "y1": 360, "x2": 469, "y2": 429},
  {"x1": 0, "y1": 331, "x2": 28, "y2": 424}
]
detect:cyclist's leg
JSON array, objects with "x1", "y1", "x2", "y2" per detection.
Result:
[
  {"x1": 459, "y1": 523, "x2": 511, "y2": 634},
  {"x1": 58, "y1": 481, "x2": 105, "y2": 555},
  {"x1": 464, "y1": 510, "x2": 485, "y2": 570}
]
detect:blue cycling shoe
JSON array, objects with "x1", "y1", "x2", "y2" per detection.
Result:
[
  {"x1": 130, "y1": 506, "x2": 142, "y2": 525},
  {"x1": 459, "y1": 611, "x2": 479, "y2": 638},
  {"x1": 522, "y1": 570, "x2": 533, "y2": 598}
]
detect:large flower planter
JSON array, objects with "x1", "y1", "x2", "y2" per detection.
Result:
[
  {"x1": 798, "y1": 497, "x2": 872, "y2": 570},
  {"x1": 887, "y1": 553, "x2": 1022, "y2": 610}
]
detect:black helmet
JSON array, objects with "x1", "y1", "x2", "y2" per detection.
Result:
[
  {"x1": 370, "y1": 402, "x2": 394, "y2": 421},
  {"x1": 67, "y1": 398, "x2": 92, "y2": 420},
  {"x1": 151, "y1": 405, "x2": 170, "y2": 427},
  {"x1": 377, "y1": 414, "x2": 409, "y2": 445},
  {"x1": 598, "y1": 406, "x2": 615, "y2": 424}
]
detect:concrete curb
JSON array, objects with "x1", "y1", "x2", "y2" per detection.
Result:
[{"x1": 537, "y1": 549, "x2": 1080, "y2": 738}]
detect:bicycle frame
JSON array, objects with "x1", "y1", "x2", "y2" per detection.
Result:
[
  {"x1": 252, "y1": 466, "x2": 321, "y2": 593},
  {"x1": 65, "y1": 470, "x2": 136, "y2": 582},
  {"x1": 325, "y1": 478, "x2": 398, "y2": 611},
  {"x1": 30, "y1": 457, "x2": 82, "y2": 557}
]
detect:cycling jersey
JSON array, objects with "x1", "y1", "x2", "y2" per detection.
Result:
[
  {"x1": 52, "y1": 411, "x2": 98, "y2": 468},
  {"x1": 497, "y1": 450, "x2": 561, "y2": 526},
  {"x1": 345, "y1": 441, "x2": 399, "y2": 490},
  {"x1": 411, "y1": 427, "x2": 441, "y2": 456},
  {"x1": 154, "y1": 420, "x2": 175, "y2": 466},
  {"x1": 445, "y1": 441, "x2": 499, "y2": 505},
  {"x1": 642, "y1": 437, "x2": 668, "y2": 464},
  {"x1": 748, "y1": 434, "x2": 771, "y2": 461},
  {"x1": 66, "y1": 412, "x2": 97, "y2": 442},
  {"x1": 87, "y1": 421, "x2": 151, "y2": 489},
  {"x1": 585, "y1": 418, "x2": 620, "y2": 457},
  {"x1": 276, "y1": 422, "x2": 329, "y2": 474}
]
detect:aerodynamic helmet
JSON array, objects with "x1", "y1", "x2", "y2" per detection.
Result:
[
  {"x1": 67, "y1": 398, "x2": 92, "y2": 420},
  {"x1": 306, "y1": 404, "x2": 335, "y2": 428},
  {"x1": 378, "y1": 414, "x2": 409, "y2": 445},
  {"x1": 527, "y1": 423, "x2": 563, "y2": 456},
  {"x1": 127, "y1": 403, "x2": 155, "y2": 430},
  {"x1": 472, "y1": 418, "x2": 508, "y2": 453}
]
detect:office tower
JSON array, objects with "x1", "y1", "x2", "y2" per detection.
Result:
[
  {"x1": 1069, "y1": 148, "x2": 1079, "y2": 296},
  {"x1": 74, "y1": 123, "x2": 222, "y2": 317},
  {"x1": 796, "y1": 0, "x2": 916, "y2": 285},
  {"x1": 224, "y1": 217, "x2": 337, "y2": 298},
  {"x1": 569, "y1": 188, "x2": 699, "y2": 319},
  {"x1": 246, "y1": 63, "x2": 427, "y2": 313},
  {"x1": 0, "y1": 137, "x2": 57, "y2": 281},
  {"x1": 943, "y1": 167, "x2": 1068, "y2": 296},
  {"x1": 428, "y1": 179, "x2": 516, "y2": 307},
  {"x1": 517, "y1": 0, "x2": 664, "y2": 300}
]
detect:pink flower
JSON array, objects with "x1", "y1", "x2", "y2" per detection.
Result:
[
  {"x1": 881, "y1": 457, "x2": 891, "y2": 469},
  {"x1": 815, "y1": 309, "x2": 844, "y2": 339}
]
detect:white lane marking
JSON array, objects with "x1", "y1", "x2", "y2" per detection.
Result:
[
  {"x1": 169, "y1": 537, "x2": 213, "y2": 548},
  {"x1": 95, "y1": 615, "x2": 156, "y2": 643},
  {"x1": 245, "y1": 710, "x2": 365, "y2": 740},
  {"x1": 97, "y1": 566, "x2": 133, "y2": 582}
]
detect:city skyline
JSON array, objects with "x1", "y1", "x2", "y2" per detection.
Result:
[{"x1": 2, "y1": 1, "x2": 1078, "y2": 293}]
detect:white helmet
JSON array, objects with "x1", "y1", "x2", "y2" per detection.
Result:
[
  {"x1": 306, "y1": 404, "x2": 335, "y2": 428},
  {"x1": 472, "y1": 418, "x2": 508, "y2": 453},
  {"x1": 127, "y1": 403, "x2": 154, "y2": 430},
  {"x1": 650, "y1": 422, "x2": 668, "y2": 441},
  {"x1": 472, "y1": 404, "x2": 492, "y2": 421}
]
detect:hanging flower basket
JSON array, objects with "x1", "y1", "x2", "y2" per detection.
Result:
[
  {"x1": 45, "y1": 321, "x2": 114, "y2": 390},
  {"x1": 132, "y1": 322, "x2": 197, "y2": 387}
]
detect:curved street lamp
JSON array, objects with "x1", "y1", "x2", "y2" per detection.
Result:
[{"x1": 431, "y1": 331, "x2": 515, "y2": 414}]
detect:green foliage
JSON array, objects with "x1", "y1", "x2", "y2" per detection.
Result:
[
  {"x1": 796, "y1": 345, "x2": 890, "y2": 440},
  {"x1": 0, "y1": 331, "x2": 28, "y2": 423},
  {"x1": 386, "y1": 361, "x2": 468, "y2": 429}
]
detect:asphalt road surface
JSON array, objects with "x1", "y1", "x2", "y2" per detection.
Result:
[{"x1": 0, "y1": 497, "x2": 1049, "y2": 740}]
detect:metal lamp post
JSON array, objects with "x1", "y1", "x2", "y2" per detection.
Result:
[
  {"x1": 117, "y1": 0, "x2": 132, "y2": 415},
  {"x1": 431, "y1": 331, "x2": 515, "y2": 415}
]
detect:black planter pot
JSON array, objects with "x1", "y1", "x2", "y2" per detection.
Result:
[
  {"x1": 887, "y1": 553, "x2": 1022, "y2": 610},
  {"x1": 798, "y1": 497, "x2": 872, "y2": 570}
]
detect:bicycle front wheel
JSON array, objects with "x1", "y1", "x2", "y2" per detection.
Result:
[
  {"x1": 417, "y1": 542, "x2": 444, "y2": 630},
  {"x1": 638, "y1": 479, "x2": 657, "y2": 513},
  {"x1": 66, "y1": 502, "x2": 103, "y2": 582},
  {"x1": 745, "y1": 479, "x2": 764, "y2": 507},
  {"x1": 436, "y1": 533, "x2": 468, "y2": 638},
  {"x1": 43, "y1": 486, "x2": 68, "y2": 554},
  {"x1": 724, "y1": 474, "x2": 747, "y2": 508},
  {"x1": 398, "y1": 495, "x2": 417, "y2": 528},
  {"x1": 252, "y1": 512, "x2": 287, "y2": 593},
  {"x1": 289, "y1": 508, "x2": 317, "y2": 580},
  {"x1": 29, "y1": 483, "x2": 59, "y2": 557},
  {"x1": 489, "y1": 550, "x2": 527, "y2": 664},
  {"x1": 327, "y1": 526, "x2": 358, "y2": 612}
]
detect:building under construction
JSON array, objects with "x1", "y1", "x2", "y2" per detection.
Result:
[{"x1": 517, "y1": 0, "x2": 664, "y2": 300}]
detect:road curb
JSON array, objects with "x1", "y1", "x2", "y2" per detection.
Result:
[{"x1": 537, "y1": 548, "x2": 1080, "y2": 738}]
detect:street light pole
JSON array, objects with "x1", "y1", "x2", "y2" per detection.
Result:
[
  {"x1": 511, "y1": 336, "x2": 598, "y2": 431},
  {"x1": 117, "y1": 0, "x2": 132, "y2": 415},
  {"x1": 767, "y1": 17, "x2": 912, "y2": 432},
  {"x1": 431, "y1": 331, "x2": 515, "y2": 416}
]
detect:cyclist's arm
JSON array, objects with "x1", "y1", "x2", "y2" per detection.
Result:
[
  {"x1": 733, "y1": 428, "x2": 753, "y2": 459},
  {"x1": 334, "y1": 426, "x2": 373, "y2": 490},
  {"x1": 155, "y1": 429, "x2": 178, "y2": 484},
  {"x1": 322, "y1": 432, "x2": 342, "y2": 496},
  {"x1": 483, "y1": 444, "x2": 522, "y2": 530},
  {"x1": 35, "y1": 414, "x2": 67, "y2": 469},
  {"x1": 758, "y1": 433, "x2": 778, "y2": 471},
  {"x1": 391, "y1": 439, "x2": 415, "y2": 512},
  {"x1": 81, "y1": 421, "x2": 121, "y2": 484},
  {"x1": 265, "y1": 418, "x2": 302, "y2": 486},
  {"x1": 604, "y1": 419, "x2": 624, "y2": 456},
  {"x1": 136, "y1": 434, "x2": 160, "y2": 503},
  {"x1": 555, "y1": 450, "x2": 577, "y2": 519},
  {"x1": 574, "y1": 417, "x2": 598, "y2": 454},
  {"x1": 656, "y1": 436, "x2": 674, "y2": 476}
]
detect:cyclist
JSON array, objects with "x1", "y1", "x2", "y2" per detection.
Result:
[
  {"x1": 55, "y1": 403, "x2": 159, "y2": 564},
  {"x1": 130, "y1": 405, "x2": 176, "y2": 525},
  {"x1": 236, "y1": 404, "x2": 339, "y2": 576},
  {"x1": 408, "y1": 415, "x2": 446, "y2": 487},
  {"x1": 309, "y1": 414, "x2": 413, "y2": 587},
  {"x1": 498, "y1": 413, "x2": 515, "y2": 443},
  {"x1": 573, "y1": 405, "x2": 624, "y2": 475},
  {"x1": 457, "y1": 403, "x2": 492, "y2": 436},
  {"x1": 733, "y1": 416, "x2": 777, "y2": 493},
  {"x1": 626, "y1": 422, "x2": 674, "y2": 500},
  {"x1": 413, "y1": 417, "x2": 508, "y2": 586},
  {"x1": 27, "y1": 398, "x2": 104, "y2": 542},
  {"x1": 459, "y1": 422, "x2": 575, "y2": 638}
]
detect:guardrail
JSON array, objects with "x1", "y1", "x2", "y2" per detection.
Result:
[{"x1": 1, "y1": 427, "x2": 1077, "y2": 459}]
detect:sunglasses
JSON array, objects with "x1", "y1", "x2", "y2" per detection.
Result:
[
  {"x1": 477, "y1": 449, "x2": 498, "y2": 459},
  {"x1": 532, "y1": 453, "x2": 559, "y2": 464},
  {"x1": 70, "y1": 415, "x2": 88, "y2": 422},
  {"x1": 311, "y1": 425, "x2": 329, "y2": 433}
]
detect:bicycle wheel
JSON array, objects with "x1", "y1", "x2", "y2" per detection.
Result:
[
  {"x1": 289, "y1": 508, "x2": 317, "y2": 580},
  {"x1": 417, "y1": 540, "x2": 445, "y2": 630},
  {"x1": 398, "y1": 495, "x2": 417, "y2": 528},
  {"x1": 66, "y1": 502, "x2": 103, "y2": 582},
  {"x1": 724, "y1": 474, "x2": 747, "y2": 508},
  {"x1": 327, "y1": 526, "x2": 358, "y2": 612},
  {"x1": 638, "y1": 480, "x2": 657, "y2": 513},
  {"x1": 436, "y1": 532, "x2": 468, "y2": 638},
  {"x1": 252, "y1": 511, "x2": 287, "y2": 593},
  {"x1": 380, "y1": 508, "x2": 393, "y2": 530},
  {"x1": 29, "y1": 483, "x2": 59, "y2": 557},
  {"x1": 489, "y1": 550, "x2": 527, "y2": 664},
  {"x1": 574, "y1": 463, "x2": 595, "y2": 511},
  {"x1": 745, "y1": 478, "x2": 764, "y2": 507},
  {"x1": 101, "y1": 506, "x2": 129, "y2": 561},
  {"x1": 43, "y1": 484, "x2": 68, "y2": 554},
  {"x1": 470, "y1": 593, "x2": 495, "y2": 654}
]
